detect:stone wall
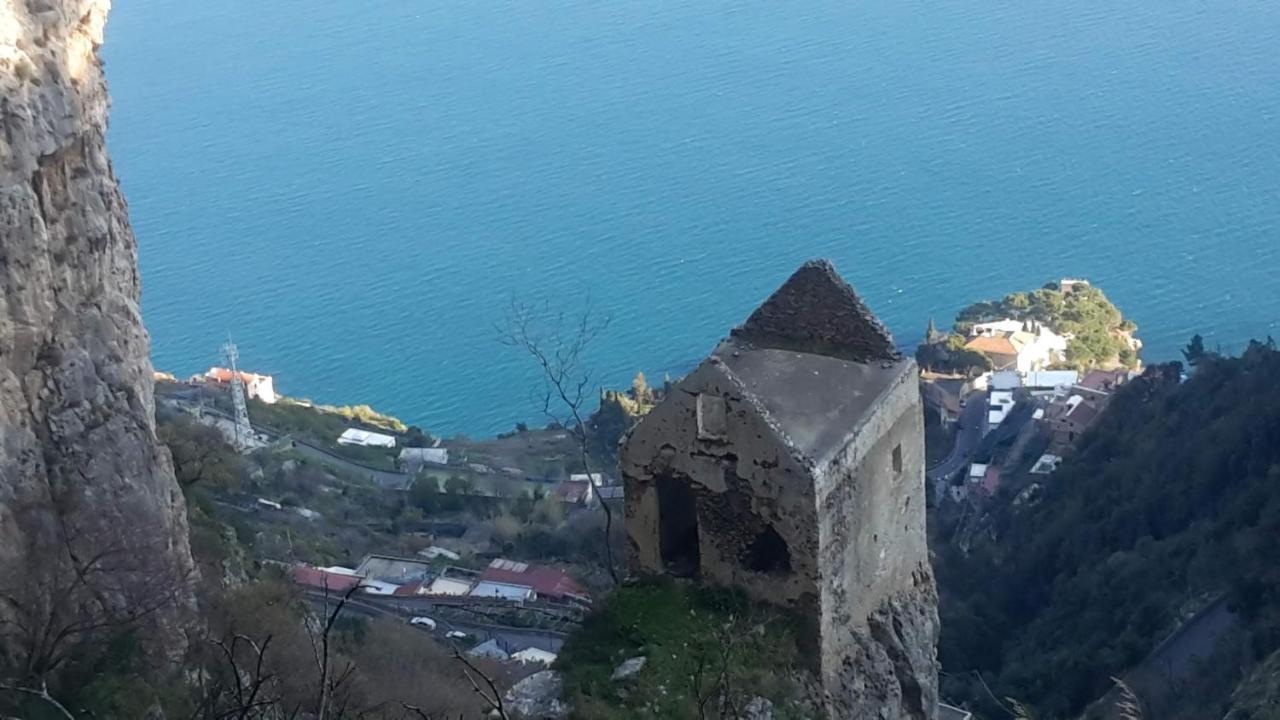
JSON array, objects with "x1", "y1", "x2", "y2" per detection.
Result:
[
  {"x1": 817, "y1": 363, "x2": 939, "y2": 719},
  {"x1": 622, "y1": 358, "x2": 822, "y2": 624},
  {"x1": 623, "y1": 349, "x2": 939, "y2": 718},
  {"x1": 0, "y1": 0, "x2": 195, "y2": 663}
]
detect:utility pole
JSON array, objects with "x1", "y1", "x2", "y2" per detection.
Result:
[{"x1": 222, "y1": 338, "x2": 253, "y2": 448}]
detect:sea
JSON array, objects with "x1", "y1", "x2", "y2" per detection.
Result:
[{"x1": 104, "y1": 0, "x2": 1280, "y2": 437}]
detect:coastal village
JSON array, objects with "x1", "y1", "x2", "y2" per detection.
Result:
[
  {"x1": 913, "y1": 278, "x2": 1143, "y2": 518},
  {"x1": 151, "y1": 272, "x2": 1145, "y2": 718}
]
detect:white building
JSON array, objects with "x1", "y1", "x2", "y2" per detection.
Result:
[
  {"x1": 469, "y1": 581, "x2": 535, "y2": 602},
  {"x1": 1023, "y1": 370, "x2": 1080, "y2": 393},
  {"x1": 966, "y1": 320, "x2": 1069, "y2": 373},
  {"x1": 968, "y1": 463, "x2": 988, "y2": 486},
  {"x1": 204, "y1": 367, "x2": 279, "y2": 404},
  {"x1": 399, "y1": 447, "x2": 448, "y2": 472},
  {"x1": 988, "y1": 370, "x2": 1022, "y2": 392},
  {"x1": 337, "y1": 428, "x2": 397, "y2": 448},
  {"x1": 425, "y1": 576, "x2": 474, "y2": 596},
  {"x1": 418, "y1": 545, "x2": 461, "y2": 561},
  {"x1": 970, "y1": 319, "x2": 1028, "y2": 336},
  {"x1": 988, "y1": 391, "x2": 1016, "y2": 428}
]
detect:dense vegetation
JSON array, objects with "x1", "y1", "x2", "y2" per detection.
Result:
[
  {"x1": 915, "y1": 332, "x2": 995, "y2": 376},
  {"x1": 557, "y1": 580, "x2": 812, "y2": 719},
  {"x1": 956, "y1": 283, "x2": 1139, "y2": 369},
  {"x1": 936, "y1": 341, "x2": 1280, "y2": 719},
  {"x1": 920, "y1": 282, "x2": 1139, "y2": 374}
]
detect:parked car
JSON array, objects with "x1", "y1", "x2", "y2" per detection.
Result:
[{"x1": 409, "y1": 617, "x2": 437, "y2": 630}]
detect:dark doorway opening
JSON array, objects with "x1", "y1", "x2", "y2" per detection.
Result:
[
  {"x1": 657, "y1": 475, "x2": 700, "y2": 578},
  {"x1": 744, "y1": 525, "x2": 792, "y2": 574}
]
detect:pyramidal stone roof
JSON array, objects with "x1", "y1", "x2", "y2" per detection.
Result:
[{"x1": 730, "y1": 260, "x2": 900, "y2": 364}]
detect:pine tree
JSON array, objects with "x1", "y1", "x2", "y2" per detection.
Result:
[
  {"x1": 926, "y1": 317, "x2": 942, "y2": 344},
  {"x1": 1183, "y1": 334, "x2": 1206, "y2": 367}
]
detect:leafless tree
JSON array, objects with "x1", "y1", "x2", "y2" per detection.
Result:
[
  {"x1": 449, "y1": 646, "x2": 509, "y2": 720},
  {"x1": 188, "y1": 633, "x2": 297, "y2": 720},
  {"x1": 499, "y1": 298, "x2": 621, "y2": 584},
  {"x1": 0, "y1": 680, "x2": 75, "y2": 720},
  {"x1": 0, "y1": 498, "x2": 191, "y2": 716},
  {"x1": 304, "y1": 583, "x2": 365, "y2": 720}
]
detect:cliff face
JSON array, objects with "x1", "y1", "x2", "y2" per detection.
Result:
[{"x1": 0, "y1": 0, "x2": 193, "y2": 661}]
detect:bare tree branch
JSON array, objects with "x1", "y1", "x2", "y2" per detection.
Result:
[
  {"x1": 0, "y1": 680, "x2": 76, "y2": 720},
  {"x1": 450, "y1": 647, "x2": 508, "y2": 720},
  {"x1": 306, "y1": 581, "x2": 364, "y2": 720},
  {"x1": 499, "y1": 298, "x2": 620, "y2": 584},
  {"x1": 400, "y1": 702, "x2": 433, "y2": 720}
]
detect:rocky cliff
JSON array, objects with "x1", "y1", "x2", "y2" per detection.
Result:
[{"x1": 0, "y1": 0, "x2": 194, "y2": 667}]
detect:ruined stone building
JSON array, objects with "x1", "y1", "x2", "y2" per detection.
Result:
[{"x1": 621, "y1": 260, "x2": 939, "y2": 719}]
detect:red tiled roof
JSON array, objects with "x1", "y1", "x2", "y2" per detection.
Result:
[
  {"x1": 1066, "y1": 400, "x2": 1100, "y2": 426},
  {"x1": 291, "y1": 566, "x2": 361, "y2": 593},
  {"x1": 553, "y1": 480, "x2": 592, "y2": 503},
  {"x1": 965, "y1": 335, "x2": 1017, "y2": 356},
  {"x1": 1079, "y1": 369, "x2": 1126, "y2": 393},
  {"x1": 478, "y1": 559, "x2": 589, "y2": 602},
  {"x1": 206, "y1": 367, "x2": 269, "y2": 384},
  {"x1": 392, "y1": 581, "x2": 424, "y2": 596}
]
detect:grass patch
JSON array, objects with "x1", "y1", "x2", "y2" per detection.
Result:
[{"x1": 556, "y1": 579, "x2": 812, "y2": 719}]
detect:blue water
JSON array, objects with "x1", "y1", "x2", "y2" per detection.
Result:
[{"x1": 104, "y1": 0, "x2": 1280, "y2": 436}]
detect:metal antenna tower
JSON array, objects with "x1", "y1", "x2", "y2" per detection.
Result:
[{"x1": 222, "y1": 338, "x2": 253, "y2": 447}]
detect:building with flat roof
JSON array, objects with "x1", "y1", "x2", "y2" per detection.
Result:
[
  {"x1": 399, "y1": 447, "x2": 448, "y2": 472},
  {"x1": 470, "y1": 581, "x2": 535, "y2": 602},
  {"x1": 354, "y1": 554, "x2": 433, "y2": 584},
  {"x1": 337, "y1": 428, "x2": 396, "y2": 448}
]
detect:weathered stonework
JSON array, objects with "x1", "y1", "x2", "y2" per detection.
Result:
[
  {"x1": 1, "y1": 0, "x2": 195, "y2": 660},
  {"x1": 622, "y1": 260, "x2": 939, "y2": 719}
]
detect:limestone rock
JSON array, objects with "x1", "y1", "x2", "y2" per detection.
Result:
[
  {"x1": 743, "y1": 696, "x2": 774, "y2": 720},
  {"x1": 505, "y1": 670, "x2": 570, "y2": 720},
  {"x1": 611, "y1": 655, "x2": 647, "y2": 681},
  {"x1": 0, "y1": 0, "x2": 195, "y2": 662}
]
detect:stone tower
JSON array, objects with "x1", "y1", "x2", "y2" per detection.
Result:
[{"x1": 621, "y1": 260, "x2": 939, "y2": 719}]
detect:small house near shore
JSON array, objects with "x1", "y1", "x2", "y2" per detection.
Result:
[
  {"x1": 202, "y1": 367, "x2": 279, "y2": 404},
  {"x1": 338, "y1": 428, "x2": 397, "y2": 448}
]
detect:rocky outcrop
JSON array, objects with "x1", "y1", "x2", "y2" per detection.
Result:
[
  {"x1": 0, "y1": 0, "x2": 194, "y2": 665},
  {"x1": 832, "y1": 571, "x2": 940, "y2": 719},
  {"x1": 505, "y1": 670, "x2": 570, "y2": 720}
]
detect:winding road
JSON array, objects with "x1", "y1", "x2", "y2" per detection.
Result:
[
  {"x1": 926, "y1": 391, "x2": 988, "y2": 483},
  {"x1": 303, "y1": 590, "x2": 569, "y2": 653}
]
